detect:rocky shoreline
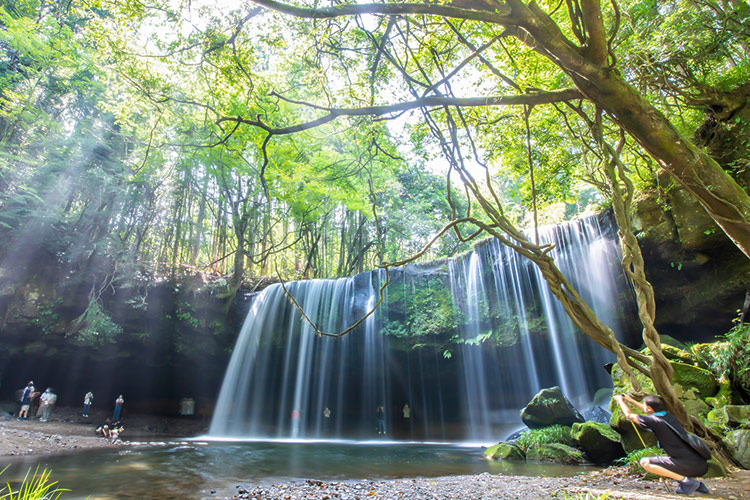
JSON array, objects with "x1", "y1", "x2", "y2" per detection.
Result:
[
  {"x1": 0, "y1": 403, "x2": 209, "y2": 457},
  {"x1": 224, "y1": 468, "x2": 750, "y2": 500}
]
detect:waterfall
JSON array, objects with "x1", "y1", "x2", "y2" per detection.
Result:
[{"x1": 209, "y1": 214, "x2": 634, "y2": 441}]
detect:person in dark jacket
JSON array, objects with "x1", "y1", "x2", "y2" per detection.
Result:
[{"x1": 615, "y1": 394, "x2": 709, "y2": 495}]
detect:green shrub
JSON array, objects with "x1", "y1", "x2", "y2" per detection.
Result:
[
  {"x1": 515, "y1": 425, "x2": 575, "y2": 452},
  {"x1": 0, "y1": 466, "x2": 69, "y2": 500},
  {"x1": 615, "y1": 447, "x2": 665, "y2": 474},
  {"x1": 697, "y1": 323, "x2": 750, "y2": 398}
]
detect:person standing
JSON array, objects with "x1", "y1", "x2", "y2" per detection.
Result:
[
  {"x1": 83, "y1": 391, "x2": 94, "y2": 417},
  {"x1": 17, "y1": 381, "x2": 34, "y2": 420},
  {"x1": 113, "y1": 394, "x2": 124, "y2": 421},
  {"x1": 291, "y1": 409, "x2": 301, "y2": 437},
  {"x1": 402, "y1": 404, "x2": 410, "y2": 420},
  {"x1": 376, "y1": 405, "x2": 386, "y2": 435},
  {"x1": 39, "y1": 388, "x2": 57, "y2": 422},
  {"x1": 323, "y1": 407, "x2": 331, "y2": 434}
]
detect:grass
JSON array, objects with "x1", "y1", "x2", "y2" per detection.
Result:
[
  {"x1": 0, "y1": 466, "x2": 69, "y2": 500},
  {"x1": 515, "y1": 424, "x2": 576, "y2": 451},
  {"x1": 615, "y1": 447, "x2": 665, "y2": 474}
]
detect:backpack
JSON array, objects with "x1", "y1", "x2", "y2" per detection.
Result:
[{"x1": 659, "y1": 417, "x2": 712, "y2": 460}]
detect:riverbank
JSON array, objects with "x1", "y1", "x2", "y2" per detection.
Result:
[
  {"x1": 227, "y1": 469, "x2": 750, "y2": 500},
  {"x1": 0, "y1": 403, "x2": 208, "y2": 456},
  {"x1": 1, "y1": 412, "x2": 748, "y2": 500}
]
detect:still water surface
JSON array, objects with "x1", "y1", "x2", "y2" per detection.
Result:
[{"x1": 3, "y1": 440, "x2": 596, "y2": 499}]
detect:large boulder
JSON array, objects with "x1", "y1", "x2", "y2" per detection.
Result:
[
  {"x1": 520, "y1": 387, "x2": 584, "y2": 429},
  {"x1": 671, "y1": 362, "x2": 719, "y2": 399},
  {"x1": 525, "y1": 443, "x2": 586, "y2": 464},
  {"x1": 571, "y1": 421, "x2": 625, "y2": 464},
  {"x1": 724, "y1": 429, "x2": 750, "y2": 469},
  {"x1": 722, "y1": 405, "x2": 750, "y2": 428},
  {"x1": 704, "y1": 456, "x2": 727, "y2": 478},
  {"x1": 484, "y1": 442, "x2": 525, "y2": 461}
]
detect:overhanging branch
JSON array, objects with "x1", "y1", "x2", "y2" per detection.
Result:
[
  {"x1": 217, "y1": 88, "x2": 583, "y2": 136},
  {"x1": 248, "y1": 0, "x2": 513, "y2": 23}
]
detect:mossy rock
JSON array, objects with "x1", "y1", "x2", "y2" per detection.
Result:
[
  {"x1": 484, "y1": 442, "x2": 525, "y2": 461},
  {"x1": 722, "y1": 405, "x2": 750, "y2": 428},
  {"x1": 520, "y1": 386, "x2": 584, "y2": 429},
  {"x1": 706, "y1": 378, "x2": 736, "y2": 409},
  {"x1": 659, "y1": 335, "x2": 690, "y2": 350},
  {"x1": 704, "y1": 456, "x2": 727, "y2": 478},
  {"x1": 690, "y1": 342, "x2": 729, "y2": 370},
  {"x1": 671, "y1": 362, "x2": 719, "y2": 399},
  {"x1": 525, "y1": 443, "x2": 586, "y2": 464},
  {"x1": 673, "y1": 385, "x2": 711, "y2": 421},
  {"x1": 724, "y1": 429, "x2": 750, "y2": 469},
  {"x1": 571, "y1": 421, "x2": 625, "y2": 464},
  {"x1": 641, "y1": 344, "x2": 696, "y2": 365}
]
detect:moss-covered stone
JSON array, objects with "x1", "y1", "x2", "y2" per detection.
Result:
[
  {"x1": 571, "y1": 421, "x2": 625, "y2": 464},
  {"x1": 704, "y1": 456, "x2": 728, "y2": 478},
  {"x1": 724, "y1": 429, "x2": 750, "y2": 469},
  {"x1": 673, "y1": 385, "x2": 711, "y2": 421},
  {"x1": 722, "y1": 405, "x2": 750, "y2": 428},
  {"x1": 525, "y1": 443, "x2": 586, "y2": 464},
  {"x1": 642, "y1": 344, "x2": 696, "y2": 364},
  {"x1": 706, "y1": 378, "x2": 735, "y2": 409},
  {"x1": 484, "y1": 442, "x2": 525, "y2": 461},
  {"x1": 520, "y1": 386, "x2": 584, "y2": 429},
  {"x1": 671, "y1": 362, "x2": 719, "y2": 399}
]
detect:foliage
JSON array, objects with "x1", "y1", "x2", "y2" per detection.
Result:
[
  {"x1": 514, "y1": 425, "x2": 576, "y2": 452},
  {"x1": 615, "y1": 447, "x2": 665, "y2": 474},
  {"x1": 70, "y1": 300, "x2": 123, "y2": 345},
  {"x1": 0, "y1": 466, "x2": 69, "y2": 500},
  {"x1": 697, "y1": 323, "x2": 750, "y2": 398}
]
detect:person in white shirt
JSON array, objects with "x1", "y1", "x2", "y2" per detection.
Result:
[
  {"x1": 39, "y1": 388, "x2": 57, "y2": 422},
  {"x1": 83, "y1": 391, "x2": 94, "y2": 417}
]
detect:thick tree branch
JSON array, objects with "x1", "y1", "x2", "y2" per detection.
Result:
[
  {"x1": 217, "y1": 89, "x2": 583, "y2": 135},
  {"x1": 248, "y1": 0, "x2": 513, "y2": 23}
]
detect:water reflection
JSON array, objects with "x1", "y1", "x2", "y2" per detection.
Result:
[{"x1": 2, "y1": 441, "x2": 598, "y2": 499}]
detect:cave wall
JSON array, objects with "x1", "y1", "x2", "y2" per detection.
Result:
[{"x1": 633, "y1": 177, "x2": 750, "y2": 342}]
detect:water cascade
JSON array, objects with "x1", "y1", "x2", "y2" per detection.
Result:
[{"x1": 209, "y1": 214, "x2": 634, "y2": 441}]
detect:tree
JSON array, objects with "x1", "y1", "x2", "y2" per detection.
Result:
[
  {"x1": 195, "y1": 0, "x2": 750, "y2": 440},
  {"x1": 240, "y1": 0, "x2": 750, "y2": 259}
]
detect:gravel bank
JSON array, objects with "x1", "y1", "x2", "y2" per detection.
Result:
[
  {"x1": 0, "y1": 403, "x2": 208, "y2": 457},
  {"x1": 225, "y1": 468, "x2": 750, "y2": 500}
]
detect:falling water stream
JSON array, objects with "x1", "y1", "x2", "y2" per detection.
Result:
[
  {"x1": 209, "y1": 214, "x2": 633, "y2": 442},
  {"x1": 0, "y1": 214, "x2": 633, "y2": 500}
]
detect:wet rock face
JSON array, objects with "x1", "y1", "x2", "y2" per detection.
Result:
[
  {"x1": 520, "y1": 386, "x2": 585, "y2": 429},
  {"x1": 632, "y1": 184, "x2": 750, "y2": 342}
]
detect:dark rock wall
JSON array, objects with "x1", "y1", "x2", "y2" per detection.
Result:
[{"x1": 633, "y1": 178, "x2": 750, "y2": 342}]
